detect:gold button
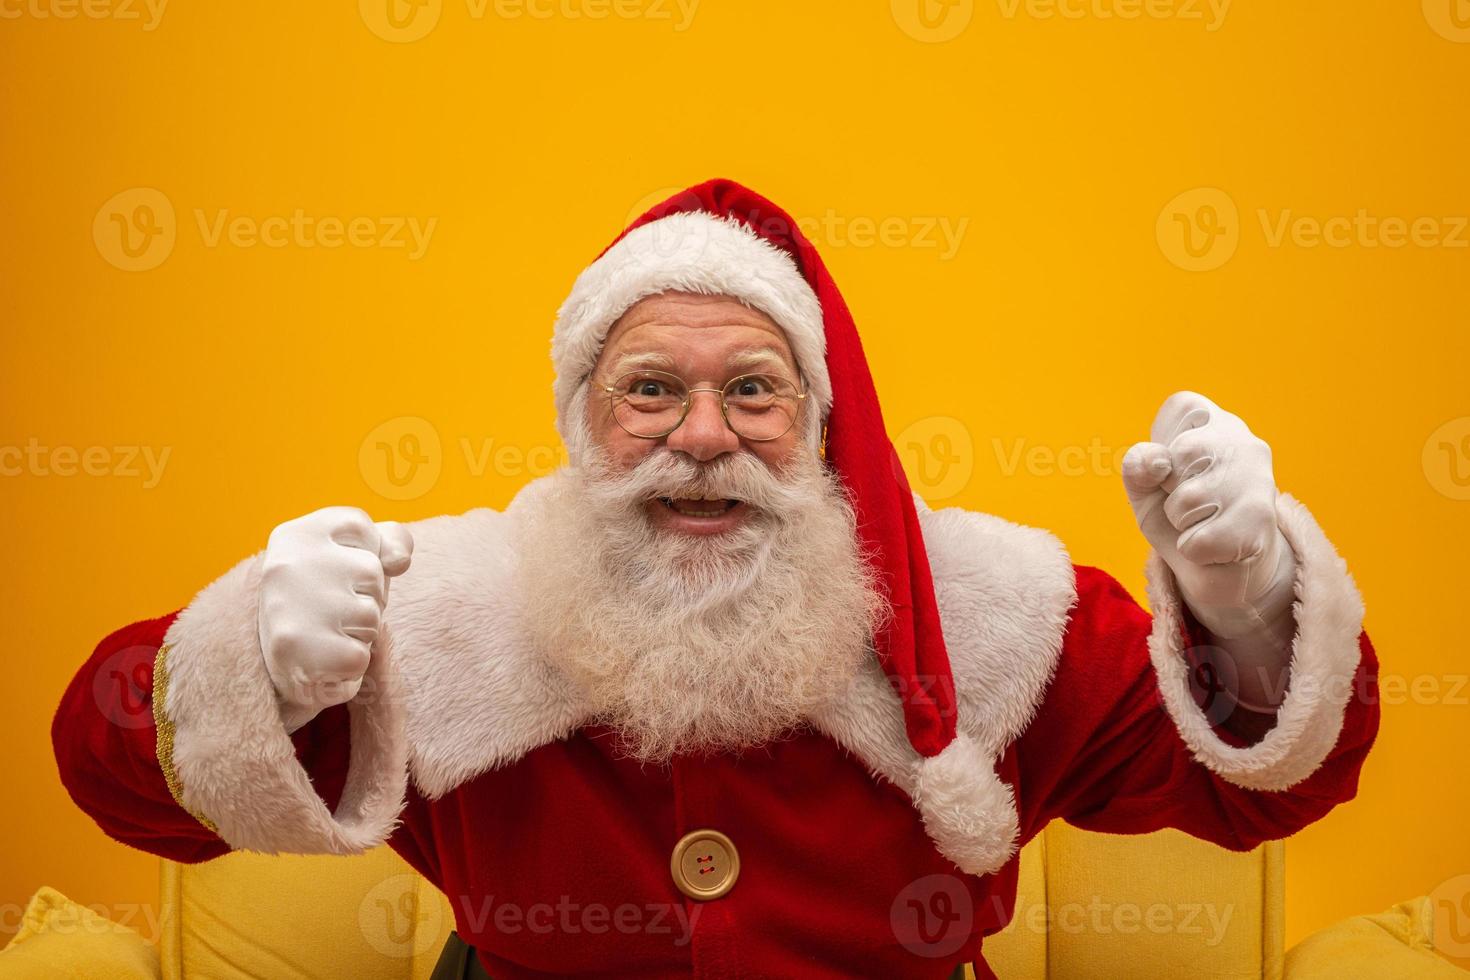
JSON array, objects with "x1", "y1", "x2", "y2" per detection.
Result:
[{"x1": 670, "y1": 829, "x2": 740, "y2": 901}]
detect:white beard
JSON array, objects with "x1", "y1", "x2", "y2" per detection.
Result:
[{"x1": 515, "y1": 444, "x2": 887, "y2": 764}]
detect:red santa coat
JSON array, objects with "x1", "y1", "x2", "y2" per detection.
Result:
[{"x1": 53, "y1": 481, "x2": 1378, "y2": 979}]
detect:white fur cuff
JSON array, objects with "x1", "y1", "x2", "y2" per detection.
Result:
[
  {"x1": 1145, "y1": 493, "x2": 1366, "y2": 792},
  {"x1": 160, "y1": 555, "x2": 408, "y2": 854}
]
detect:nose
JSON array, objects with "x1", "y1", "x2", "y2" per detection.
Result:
[{"x1": 664, "y1": 389, "x2": 740, "y2": 462}]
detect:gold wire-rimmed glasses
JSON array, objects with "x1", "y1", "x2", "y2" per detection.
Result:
[{"x1": 596, "y1": 369, "x2": 808, "y2": 441}]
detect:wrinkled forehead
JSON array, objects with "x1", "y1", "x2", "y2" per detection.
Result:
[{"x1": 596, "y1": 292, "x2": 802, "y2": 381}]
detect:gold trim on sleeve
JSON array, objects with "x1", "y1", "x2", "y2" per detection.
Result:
[{"x1": 152, "y1": 643, "x2": 220, "y2": 834}]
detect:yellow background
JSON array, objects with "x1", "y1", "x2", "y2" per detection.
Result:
[{"x1": 3, "y1": 0, "x2": 1468, "y2": 956}]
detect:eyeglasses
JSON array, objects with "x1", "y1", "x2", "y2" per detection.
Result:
[{"x1": 595, "y1": 369, "x2": 808, "y2": 441}]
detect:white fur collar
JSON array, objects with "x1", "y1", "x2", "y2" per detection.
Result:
[
  {"x1": 388, "y1": 479, "x2": 591, "y2": 800},
  {"x1": 391, "y1": 480, "x2": 1076, "y2": 858},
  {"x1": 161, "y1": 475, "x2": 1075, "y2": 864}
]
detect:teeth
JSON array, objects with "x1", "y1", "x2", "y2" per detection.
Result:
[{"x1": 659, "y1": 497, "x2": 737, "y2": 518}]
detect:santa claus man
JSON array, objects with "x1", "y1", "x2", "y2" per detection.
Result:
[{"x1": 54, "y1": 180, "x2": 1378, "y2": 979}]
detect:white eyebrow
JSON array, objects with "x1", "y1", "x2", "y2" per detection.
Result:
[
  {"x1": 601, "y1": 345, "x2": 797, "y2": 381},
  {"x1": 725, "y1": 346, "x2": 796, "y2": 376},
  {"x1": 603, "y1": 350, "x2": 679, "y2": 377}
]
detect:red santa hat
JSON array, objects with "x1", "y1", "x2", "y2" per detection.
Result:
[{"x1": 550, "y1": 179, "x2": 1018, "y2": 876}]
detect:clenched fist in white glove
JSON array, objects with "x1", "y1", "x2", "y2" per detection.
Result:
[
  {"x1": 258, "y1": 506, "x2": 414, "y2": 733},
  {"x1": 1122, "y1": 392, "x2": 1297, "y2": 644}
]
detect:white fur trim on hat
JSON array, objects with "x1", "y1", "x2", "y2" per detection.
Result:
[
  {"x1": 913, "y1": 734, "x2": 1020, "y2": 876},
  {"x1": 551, "y1": 211, "x2": 831, "y2": 449},
  {"x1": 809, "y1": 659, "x2": 1022, "y2": 877}
]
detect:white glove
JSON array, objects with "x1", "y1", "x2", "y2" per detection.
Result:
[
  {"x1": 1121, "y1": 392, "x2": 1297, "y2": 641},
  {"x1": 258, "y1": 506, "x2": 414, "y2": 733}
]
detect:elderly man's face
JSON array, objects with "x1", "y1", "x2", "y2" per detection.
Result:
[
  {"x1": 523, "y1": 290, "x2": 876, "y2": 761},
  {"x1": 587, "y1": 291, "x2": 807, "y2": 536}
]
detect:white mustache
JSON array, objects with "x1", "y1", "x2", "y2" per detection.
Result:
[{"x1": 583, "y1": 449, "x2": 818, "y2": 519}]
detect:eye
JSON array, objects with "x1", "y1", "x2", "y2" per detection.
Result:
[
  {"x1": 609, "y1": 371, "x2": 687, "y2": 434},
  {"x1": 618, "y1": 373, "x2": 680, "y2": 398},
  {"x1": 731, "y1": 376, "x2": 774, "y2": 398},
  {"x1": 613, "y1": 372, "x2": 686, "y2": 413}
]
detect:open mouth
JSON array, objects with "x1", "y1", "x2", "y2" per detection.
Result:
[{"x1": 657, "y1": 497, "x2": 741, "y2": 517}]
